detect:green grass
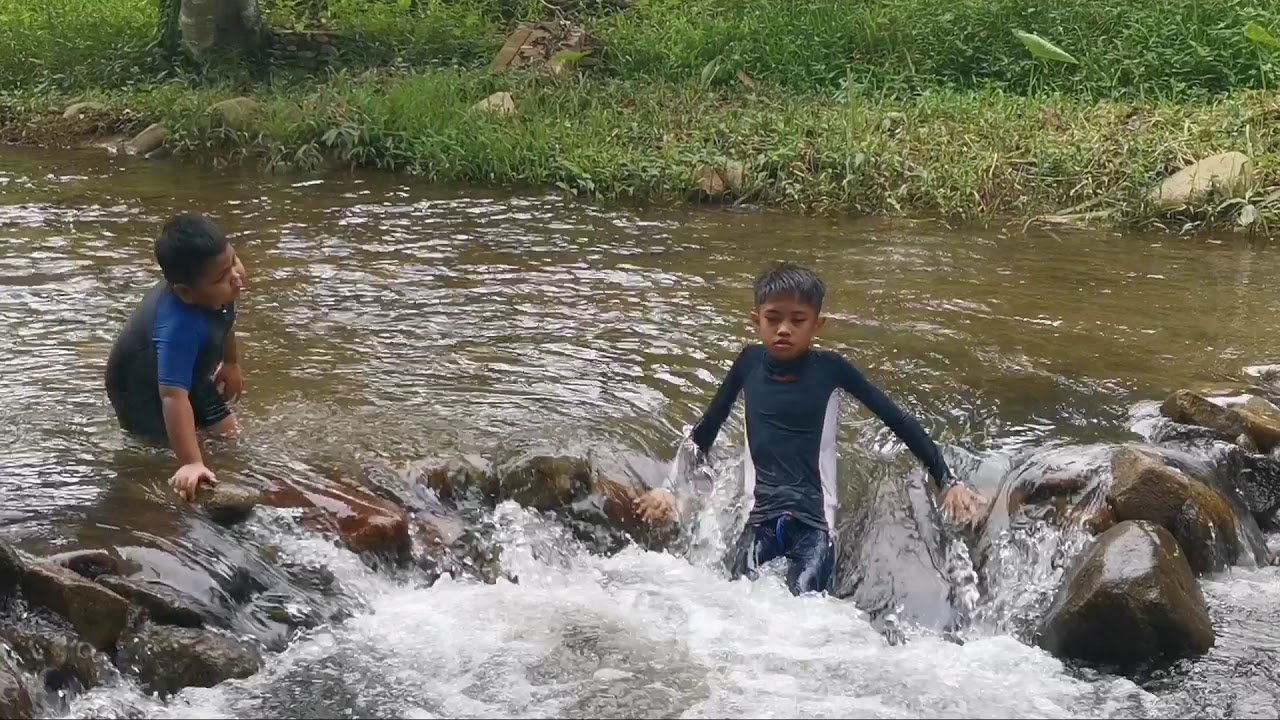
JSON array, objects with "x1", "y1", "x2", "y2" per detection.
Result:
[
  {"x1": 599, "y1": 0, "x2": 1280, "y2": 100},
  {"x1": 6, "y1": 0, "x2": 1280, "y2": 100},
  {"x1": 4, "y1": 0, "x2": 1280, "y2": 228},
  {"x1": 13, "y1": 68, "x2": 1276, "y2": 229}
]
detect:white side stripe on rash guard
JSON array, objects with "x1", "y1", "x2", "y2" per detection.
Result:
[
  {"x1": 818, "y1": 390, "x2": 841, "y2": 533},
  {"x1": 742, "y1": 398, "x2": 758, "y2": 522}
]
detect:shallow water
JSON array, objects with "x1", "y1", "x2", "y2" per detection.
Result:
[{"x1": 0, "y1": 146, "x2": 1277, "y2": 718}]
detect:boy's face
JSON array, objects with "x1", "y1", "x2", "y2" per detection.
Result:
[
  {"x1": 751, "y1": 294, "x2": 825, "y2": 362},
  {"x1": 175, "y1": 244, "x2": 244, "y2": 309}
]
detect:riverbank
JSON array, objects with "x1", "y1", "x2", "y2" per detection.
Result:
[{"x1": 4, "y1": 0, "x2": 1280, "y2": 229}]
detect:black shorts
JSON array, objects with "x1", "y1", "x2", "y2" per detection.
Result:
[
  {"x1": 732, "y1": 514, "x2": 834, "y2": 596},
  {"x1": 107, "y1": 378, "x2": 232, "y2": 444}
]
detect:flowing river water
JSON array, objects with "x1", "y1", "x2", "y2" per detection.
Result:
[{"x1": 0, "y1": 145, "x2": 1277, "y2": 719}]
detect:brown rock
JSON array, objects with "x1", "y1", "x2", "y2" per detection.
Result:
[
  {"x1": 1160, "y1": 389, "x2": 1280, "y2": 452},
  {"x1": 263, "y1": 479, "x2": 411, "y2": 557},
  {"x1": 20, "y1": 563, "x2": 128, "y2": 650},
  {"x1": 95, "y1": 576, "x2": 206, "y2": 628},
  {"x1": 1109, "y1": 447, "x2": 1240, "y2": 574},
  {"x1": 195, "y1": 483, "x2": 261, "y2": 525},
  {"x1": 46, "y1": 549, "x2": 119, "y2": 580},
  {"x1": 1037, "y1": 521, "x2": 1214, "y2": 666}
]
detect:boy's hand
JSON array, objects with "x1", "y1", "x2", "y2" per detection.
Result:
[
  {"x1": 170, "y1": 463, "x2": 217, "y2": 501},
  {"x1": 634, "y1": 488, "x2": 677, "y2": 525},
  {"x1": 214, "y1": 362, "x2": 244, "y2": 402},
  {"x1": 938, "y1": 481, "x2": 990, "y2": 529}
]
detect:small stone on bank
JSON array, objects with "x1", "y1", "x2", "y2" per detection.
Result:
[{"x1": 473, "y1": 92, "x2": 516, "y2": 116}]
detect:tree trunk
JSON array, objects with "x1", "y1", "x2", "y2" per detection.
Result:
[{"x1": 179, "y1": 0, "x2": 265, "y2": 65}]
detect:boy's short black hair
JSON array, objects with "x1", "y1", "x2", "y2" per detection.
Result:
[
  {"x1": 754, "y1": 261, "x2": 825, "y2": 310},
  {"x1": 155, "y1": 213, "x2": 228, "y2": 286}
]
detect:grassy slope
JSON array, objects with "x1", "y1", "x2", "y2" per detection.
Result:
[{"x1": 4, "y1": 0, "x2": 1280, "y2": 226}]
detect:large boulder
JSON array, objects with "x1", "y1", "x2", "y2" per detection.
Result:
[
  {"x1": 1149, "y1": 152, "x2": 1254, "y2": 209},
  {"x1": 1109, "y1": 447, "x2": 1240, "y2": 574},
  {"x1": 1037, "y1": 521, "x2": 1213, "y2": 666},
  {"x1": 1160, "y1": 390, "x2": 1280, "y2": 452},
  {"x1": 116, "y1": 624, "x2": 260, "y2": 696},
  {"x1": 20, "y1": 563, "x2": 129, "y2": 650},
  {"x1": 95, "y1": 576, "x2": 208, "y2": 628}
]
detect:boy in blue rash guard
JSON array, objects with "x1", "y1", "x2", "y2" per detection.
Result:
[
  {"x1": 635, "y1": 262, "x2": 986, "y2": 595},
  {"x1": 105, "y1": 214, "x2": 246, "y2": 501}
]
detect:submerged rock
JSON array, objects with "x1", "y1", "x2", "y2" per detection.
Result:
[
  {"x1": 46, "y1": 549, "x2": 120, "y2": 580},
  {"x1": 0, "y1": 652, "x2": 34, "y2": 720},
  {"x1": 1037, "y1": 520, "x2": 1213, "y2": 666},
  {"x1": 96, "y1": 576, "x2": 207, "y2": 629},
  {"x1": 117, "y1": 624, "x2": 260, "y2": 696},
  {"x1": 497, "y1": 455, "x2": 592, "y2": 511},
  {"x1": 1109, "y1": 446, "x2": 1239, "y2": 574},
  {"x1": 0, "y1": 619, "x2": 106, "y2": 690},
  {"x1": 20, "y1": 562, "x2": 128, "y2": 650}
]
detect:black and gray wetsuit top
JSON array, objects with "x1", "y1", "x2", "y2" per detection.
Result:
[{"x1": 691, "y1": 344, "x2": 950, "y2": 532}]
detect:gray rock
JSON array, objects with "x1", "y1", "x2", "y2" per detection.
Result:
[
  {"x1": 125, "y1": 123, "x2": 170, "y2": 157},
  {"x1": 1149, "y1": 151, "x2": 1253, "y2": 209},
  {"x1": 117, "y1": 624, "x2": 260, "y2": 696},
  {"x1": 62, "y1": 101, "x2": 106, "y2": 119}
]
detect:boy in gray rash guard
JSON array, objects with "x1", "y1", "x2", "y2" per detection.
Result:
[{"x1": 635, "y1": 262, "x2": 986, "y2": 595}]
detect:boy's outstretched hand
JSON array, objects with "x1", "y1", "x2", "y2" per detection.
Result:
[
  {"x1": 938, "y1": 480, "x2": 990, "y2": 529},
  {"x1": 634, "y1": 488, "x2": 677, "y2": 525},
  {"x1": 170, "y1": 462, "x2": 217, "y2": 501}
]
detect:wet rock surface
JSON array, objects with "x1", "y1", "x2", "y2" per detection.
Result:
[
  {"x1": 117, "y1": 622, "x2": 261, "y2": 696},
  {"x1": 1037, "y1": 521, "x2": 1214, "y2": 666},
  {"x1": 1109, "y1": 447, "x2": 1241, "y2": 574},
  {"x1": 95, "y1": 575, "x2": 209, "y2": 629}
]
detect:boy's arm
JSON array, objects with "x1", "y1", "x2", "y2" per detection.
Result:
[
  {"x1": 155, "y1": 314, "x2": 218, "y2": 499},
  {"x1": 636, "y1": 346, "x2": 753, "y2": 524},
  {"x1": 831, "y1": 354, "x2": 953, "y2": 489},
  {"x1": 688, "y1": 346, "x2": 753, "y2": 459},
  {"x1": 215, "y1": 328, "x2": 245, "y2": 401}
]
